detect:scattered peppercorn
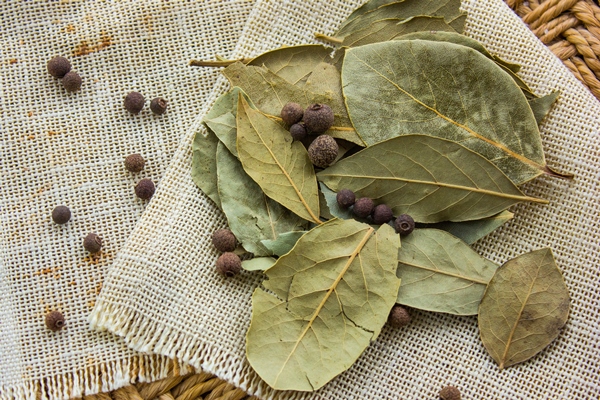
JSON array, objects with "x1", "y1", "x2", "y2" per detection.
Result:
[
  {"x1": 394, "y1": 214, "x2": 415, "y2": 236},
  {"x1": 280, "y1": 102, "x2": 304, "y2": 126},
  {"x1": 135, "y1": 178, "x2": 155, "y2": 200},
  {"x1": 150, "y1": 97, "x2": 168, "y2": 115},
  {"x1": 124, "y1": 92, "x2": 145, "y2": 114},
  {"x1": 45, "y1": 310, "x2": 66, "y2": 331},
  {"x1": 439, "y1": 385, "x2": 461, "y2": 400},
  {"x1": 372, "y1": 204, "x2": 394, "y2": 225},
  {"x1": 353, "y1": 197, "x2": 374, "y2": 218},
  {"x1": 83, "y1": 233, "x2": 102, "y2": 253},
  {"x1": 289, "y1": 123, "x2": 307, "y2": 141},
  {"x1": 62, "y1": 71, "x2": 82, "y2": 92},
  {"x1": 51, "y1": 205, "x2": 71, "y2": 224},
  {"x1": 388, "y1": 304, "x2": 411, "y2": 328},
  {"x1": 216, "y1": 252, "x2": 242, "y2": 277},
  {"x1": 308, "y1": 134, "x2": 338, "y2": 168},
  {"x1": 212, "y1": 229, "x2": 237, "y2": 252},
  {"x1": 47, "y1": 56, "x2": 71, "y2": 78},
  {"x1": 303, "y1": 103, "x2": 334, "y2": 133},
  {"x1": 336, "y1": 189, "x2": 356, "y2": 209},
  {"x1": 124, "y1": 154, "x2": 145, "y2": 173}
]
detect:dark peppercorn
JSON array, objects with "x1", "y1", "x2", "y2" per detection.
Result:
[
  {"x1": 212, "y1": 229, "x2": 237, "y2": 252},
  {"x1": 308, "y1": 134, "x2": 338, "y2": 168},
  {"x1": 394, "y1": 214, "x2": 415, "y2": 236},
  {"x1": 124, "y1": 154, "x2": 145, "y2": 173},
  {"x1": 303, "y1": 103, "x2": 334, "y2": 133},
  {"x1": 289, "y1": 123, "x2": 307, "y2": 141},
  {"x1": 45, "y1": 310, "x2": 66, "y2": 331},
  {"x1": 439, "y1": 385, "x2": 461, "y2": 400},
  {"x1": 124, "y1": 92, "x2": 145, "y2": 114},
  {"x1": 216, "y1": 252, "x2": 241, "y2": 277},
  {"x1": 51, "y1": 205, "x2": 71, "y2": 224},
  {"x1": 150, "y1": 97, "x2": 168, "y2": 115},
  {"x1": 388, "y1": 304, "x2": 411, "y2": 328},
  {"x1": 280, "y1": 102, "x2": 304, "y2": 126},
  {"x1": 336, "y1": 189, "x2": 355, "y2": 209},
  {"x1": 353, "y1": 197, "x2": 374, "y2": 218},
  {"x1": 135, "y1": 178, "x2": 155, "y2": 200},
  {"x1": 83, "y1": 233, "x2": 102, "y2": 253},
  {"x1": 372, "y1": 204, "x2": 394, "y2": 225},
  {"x1": 62, "y1": 71, "x2": 82, "y2": 92},
  {"x1": 47, "y1": 56, "x2": 71, "y2": 78}
]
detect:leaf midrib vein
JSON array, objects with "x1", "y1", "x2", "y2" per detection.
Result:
[{"x1": 399, "y1": 260, "x2": 489, "y2": 285}]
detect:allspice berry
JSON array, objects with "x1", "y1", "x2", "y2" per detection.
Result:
[
  {"x1": 289, "y1": 123, "x2": 307, "y2": 141},
  {"x1": 372, "y1": 204, "x2": 394, "y2": 225},
  {"x1": 51, "y1": 205, "x2": 71, "y2": 224},
  {"x1": 62, "y1": 71, "x2": 82, "y2": 92},
  {"x1": 47, "y1": 56, "x2": 71, "y2": 78},
  {"x1": 124, "y1": 154, "x2": 145, "y2": 173},
  {"x1": 394, "y1": 214, "x2": 415, "y2": 236},
  {"x1": 336, "y1": 189, "x2": 355, "y2": 209},
  {"x1": 439, "y1": 385, "x2": 461, "y2": 400},
  {"x1": 280, "y1": 102, "x2": 304, "y2": 126},
  {"x1": 303, "y1": 103, "x2": 334, "y2": 133},
  {"x1": 83, "y1": 233, "x2": 102, "y2": 253},
  {"x1": 45, "y1": 310, "x2": 66, "y2": 332},
  {"x1": 353, "y1": 197, "x2": 374, "y2": 218},
  {"x1": 308, "y1": 134, "x2": 338, "y2": 168},
  {"x1": 124, "y1": 92, "x2": 145, "y2": 114},
  {"x1": 388, "y1": 304, "x2": 411, "y2": 328},
  {"x1": 212, "y1": 229, "x2": 237, "y2": 252},
  {"x1": 150, "y1": 97, "x2": 168, "y2": 115},
  {"x1": 135, "y1": 178, "x2": 155, "y2": 200},
  {"x1": 216, "y1": 252, "x2": 241, "y2": 277}
]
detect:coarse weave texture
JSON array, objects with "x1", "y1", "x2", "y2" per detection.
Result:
[
  {"x1": 89, "y1": 0, "x2": 600, "y2": 399},
  {"x1": 0, "y1": 1, "x2": 256, "y2": 399}
]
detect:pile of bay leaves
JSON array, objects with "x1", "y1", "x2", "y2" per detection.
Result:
[{"x1": 191, "y1": 0, "x2": 571, "y2": 392}]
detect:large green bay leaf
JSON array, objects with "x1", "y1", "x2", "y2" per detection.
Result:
[
  {"x1": 223, "y1": 62, "x2": 364, "y2": 145},
  {"x1": 191, "y1": 127, "x2": 221, "y2": 208},
  {"x1": 424, "y1": 210, "x2": 513, "y2": 245},
  {"x1": 246, "y1": 219, "x2": 401, "y2": 391},
  {"x1": 478, "y1": 248, "x2": 570, "y2": 369},
  {"x1": 216, "y1": 142, "x2": 306, "y2": 256},
  {"x1": 342, "y1": 40, "x2": 548, "y2": 184},
  {"x1": 317, "y1": 135, "x2": 546, "y2": 223},
  {"x1": 397, "y1": 229, "x2": 498, "y2": 315},
  {"x1": 236, "y1": 94, "x2": 321, "y2": 224}
]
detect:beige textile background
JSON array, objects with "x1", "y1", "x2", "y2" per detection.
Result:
[
  {"x1": 89, "y1": 0, "x2": 600, "y2": 399},
  {"x1": 0, "y1": 1, "x2": 256, "y2": 399}
]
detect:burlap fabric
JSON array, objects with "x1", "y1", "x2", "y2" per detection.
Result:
[{"x1": 0, "y1": 2, "x2": 256, "y2": 399}]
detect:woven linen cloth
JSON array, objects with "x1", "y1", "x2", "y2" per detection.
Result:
[
  {"x1": 90, "y1": 0, "x2": 600, "y2": 398},
  {"x1": 0, "y1": 2, "x2": 256, "y2": 399}
]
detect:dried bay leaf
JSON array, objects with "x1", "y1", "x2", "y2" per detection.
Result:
[
  {"x1": 216, "y1": 142, "x2": 306, "y2": 256},
  {"x1": 342, "y1": 40, "x2": 550, "y2": 184},
  {"x1": 424, "y1": 210, "x2": 513, "y2": 245},
  {"x1": 246, "y1": 219, "x2": 401, "y2": 391},
  {"x1": 317, "y1": 135, "x2": 547, "y2": 223},
  {"x1": 260, "y1": 231, "x2": 307, "y2": 256},
  {"x1": 319, "y1": 182, "x2": 354, "y2": 220},
  {"x1": 397, "y1": 229, "x2": 499, "y2": 315},
  {"x1": 236, "y1": 94, "x2": 321, "y2": 224},
  {"x1": 528, "y1": 91, "x2": 560, "y2": 125},
  {"x1": 191, "y1": 127, "x2": 221, "y2": 208},
  {"x1": 242, "y1": 257, "x2": 277, "y2": 272},
  {"x1": 479, "y1": 248, "x2": 570, "y2": 369}
]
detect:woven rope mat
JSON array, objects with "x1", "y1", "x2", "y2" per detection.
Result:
[{"x1": 89, "y1": 0, "x2": 600, "y2": 399}]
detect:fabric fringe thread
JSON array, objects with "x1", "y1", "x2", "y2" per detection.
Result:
[{"x1": 505, "y1": 0, "x2": 600, "y2": 99}]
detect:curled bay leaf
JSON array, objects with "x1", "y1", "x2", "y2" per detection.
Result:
[
  {"x1": 478, "y1": 248, "x2": 570, "y2": 369},
  {"x1": 397, "y1": 229, "x2": 499, "y2": 315},
  {"x1": 191, "y1": 127, "x2": 221, "y2": 208},
  {"x1": 246, "y1": 219, "x2": 401, "y2": 391},
  {"x1": 260, "y1": 231, "x2": 307, "y2": 256},
  {"x1": 242, "y1": 257, "x2": 277, "y2": 272},
  {"x1": 319, "y1": 182, "x2": 353, "y2": 220},
  {"x1": 236, "y1": 94, "x2": 321, "y2": 224},
  {"x1": 424, "y1": 210, "x2": 513, "y2": 245},
  {"x1": 317, "y1": 135, "x2": 547, "y2": 223},
  {"x1": 342, "y1": 40, "x2": 549, "y2": 184},
  {"x1": 528, "y1": 91, "x2": 560, "y2": 125},
  {"x1": 216, "y1": 142, "x2": 306, "y2": 256}
]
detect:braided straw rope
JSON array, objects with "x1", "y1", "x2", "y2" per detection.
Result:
[
  {"x1": 506, "y1": 0, "x2": 600, "y2": 98},
  {"x1": 78, "y1": 2, "x2": 599, "y2": 400}
]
